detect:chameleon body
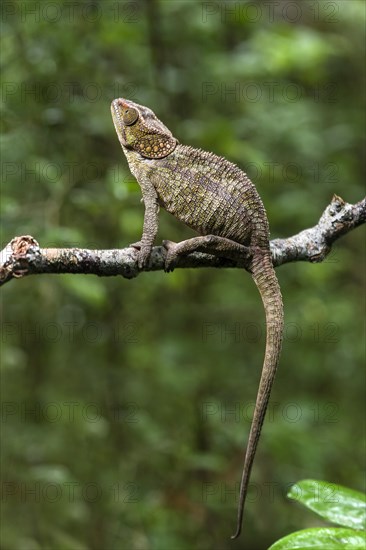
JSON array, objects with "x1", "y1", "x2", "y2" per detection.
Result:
[{"x1": 111, "y1": 98, "x2": 284, "y2": 538}]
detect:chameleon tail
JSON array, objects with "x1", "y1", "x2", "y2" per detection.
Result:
[{"x1": 231, "y1": 249, "x2": 284, "y2": 539}]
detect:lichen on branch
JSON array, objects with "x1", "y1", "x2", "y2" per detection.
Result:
[{"x1": 1, "y1": 195, "x2": 365, "y2": 287}]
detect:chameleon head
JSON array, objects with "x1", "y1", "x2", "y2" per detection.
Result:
[{"x1": 111, "y1": 98, "x2": 177, "y2": 159}]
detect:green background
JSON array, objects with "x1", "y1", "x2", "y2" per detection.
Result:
[{"x1": 1, "y1": 1, "x2": 365, "y2": 549}]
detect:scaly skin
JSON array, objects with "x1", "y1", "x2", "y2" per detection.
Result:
[{"x1": 111, "y1": 98, "x2": 284, "y2": 539}]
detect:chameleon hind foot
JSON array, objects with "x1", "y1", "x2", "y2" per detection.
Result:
[{"x1": 163, "y1": 236, "x2": 252, "y2": 273}]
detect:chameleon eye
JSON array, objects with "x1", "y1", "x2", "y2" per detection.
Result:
[{"x1": 123, "y1": 107, "x2": 138, "y2": 126}]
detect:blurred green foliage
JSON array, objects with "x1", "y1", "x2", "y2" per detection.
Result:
[{"x1": 1, "y1": 1, "x2": 365, "y2": 549}]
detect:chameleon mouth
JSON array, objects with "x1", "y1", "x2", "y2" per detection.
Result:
[
  {"x1": 111, "y1": 98, "x2": 122, "y2": 115},
  {"x1": 111, "y1": 99, "x2": 126, "y2": 126},
  {"x1": 111, "y1": 99, "x2": 128, "y2": 145}
]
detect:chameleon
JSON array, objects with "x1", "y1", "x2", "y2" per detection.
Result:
[{"x1": 111, "y1": 97, "x2": 284, "y2": 539}]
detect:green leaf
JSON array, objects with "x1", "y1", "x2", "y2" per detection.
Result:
[
  {"x1": 288, "y1": 480, "x2": 366, "y2": 530},
  {"x1": 268, "y1": 527, "x2": 366, "y2": 550}
]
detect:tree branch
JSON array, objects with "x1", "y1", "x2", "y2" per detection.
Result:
[{"x1": 1, "y1": 195, "x2": 365, "y2": 287}]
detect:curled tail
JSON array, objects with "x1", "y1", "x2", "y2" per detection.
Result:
[{"x1": 231, "y1": 248, "x2": 284, "y2": 539}]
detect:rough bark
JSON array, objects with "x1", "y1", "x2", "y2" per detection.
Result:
[{"x1": 1, "y1": 195, "x2": 365, "y2": 287}]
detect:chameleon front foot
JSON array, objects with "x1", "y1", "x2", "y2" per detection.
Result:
[{"x1": 129, "y1": 241, "x2": 153, "y2": 269}]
